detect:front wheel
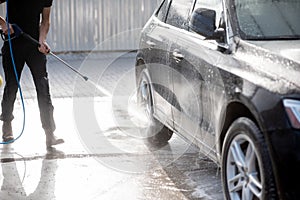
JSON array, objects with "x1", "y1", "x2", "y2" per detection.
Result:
[{"x1": 221, "y1": 117, "x2": 277, "y2": 200}]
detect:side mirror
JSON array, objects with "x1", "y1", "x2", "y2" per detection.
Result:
[{"x1": 189, "y1": 8, "x2": 224, "y2": 40}]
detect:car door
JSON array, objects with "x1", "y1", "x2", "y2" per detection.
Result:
[
  {"x1": 139, "y1": 0, "x2": 175, "y2": 128},
  {"x1": 170, "y1": 0, "x2": 228, "y2": 157},
  {"x1": 164, "y1": 0, "x2": 203, "y2": 145}
]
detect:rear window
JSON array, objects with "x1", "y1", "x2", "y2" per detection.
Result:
[{"x1": 166, "y1": 0, "x2": 194, "y2": 29}]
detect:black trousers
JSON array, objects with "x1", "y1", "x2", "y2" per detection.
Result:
[{"x1": 0, "y1": 38, "x2": 56, "y2": 132}]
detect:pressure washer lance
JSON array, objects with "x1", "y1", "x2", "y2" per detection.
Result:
[{"x1": 0, "y1": 24, "x2": 112, "y2": 97}]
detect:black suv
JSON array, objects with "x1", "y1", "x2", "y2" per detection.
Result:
[{"x1": 135, "y1": 0, "x2": 300, "y2": 199}]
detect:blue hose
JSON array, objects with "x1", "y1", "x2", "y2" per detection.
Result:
[{"x1": 1, "y1": 0, "x2": 26, "y2": 144}]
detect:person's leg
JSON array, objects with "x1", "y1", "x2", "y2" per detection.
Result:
[
  {"x1": 1, "y1": 43, "x2": 25, "y2": 142},
  {"x1": 26, "y1": 48, "x2": 63, "y2": 147}
]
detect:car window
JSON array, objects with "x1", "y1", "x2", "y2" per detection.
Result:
[
  {"x1": 193, "y1": 0, "x2": 223, "y2": 30},
  {"x1": 156, "y1": 0, "x2": 171, "y2": 22},
  {"x1": 165, "y1": 0, "x2": 194, "y2": 29}
]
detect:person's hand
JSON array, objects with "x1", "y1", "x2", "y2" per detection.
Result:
[
  {"x1": 38, "y1": 40, "x2": 50, "y2": 54},
  {"x1": 1, "y1": 23, "x2": 14, "y2": 35}
]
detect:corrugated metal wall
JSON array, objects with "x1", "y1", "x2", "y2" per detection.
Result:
[{"x1": 0, "y1": 0, "x2": 160, "y2": 52}]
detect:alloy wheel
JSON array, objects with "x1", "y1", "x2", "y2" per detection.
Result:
[{"x1": 226, "y1": 134, "x2": 263, "y2": 200}]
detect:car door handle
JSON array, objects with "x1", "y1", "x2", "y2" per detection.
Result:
[
  {"x1": 146, "y1": 40, "x2": 156, "y2": 48},
  {"x1": 173, "y1": 50, "x2": 184, "y2": 62}
]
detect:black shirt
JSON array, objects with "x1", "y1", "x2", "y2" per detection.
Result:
[{"x1": 2, "y1": 0, "x2": 53, "y2": 40}]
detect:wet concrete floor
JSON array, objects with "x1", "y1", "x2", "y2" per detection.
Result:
[{"x1": 0, "y1": 52, "x2": 224, "y2": 199}]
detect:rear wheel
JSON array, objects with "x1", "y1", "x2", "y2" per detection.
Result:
[
  {"x1": 221, "y1": 117, "x2": 277, "y2": 200},
  {"x1": 137, "y1": 69, "x2": 173, "y2": 146}
]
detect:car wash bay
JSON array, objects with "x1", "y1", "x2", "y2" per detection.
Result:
[{"x1": 0, "y1": 0, "x2": 223, "y2": 199}]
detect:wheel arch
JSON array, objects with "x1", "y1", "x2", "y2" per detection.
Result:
[{"x1": 219, "y1": 101, "x2": 259, "y2": 153}]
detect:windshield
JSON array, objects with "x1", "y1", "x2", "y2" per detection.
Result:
[{"x1": 234, "y1": 0, "x2": 300, "y2": 40}]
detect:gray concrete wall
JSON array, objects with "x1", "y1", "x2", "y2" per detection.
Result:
[{"x1": 0, "y1": 0, "x2": 160, "y2": 52}]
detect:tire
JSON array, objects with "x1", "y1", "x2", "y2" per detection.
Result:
[
  {"x1": 137, "y1": 69, "x2": 173, "y2": 146},
  {"x1": 221, "y1": 117, "x2": 277, "y2": 200}
]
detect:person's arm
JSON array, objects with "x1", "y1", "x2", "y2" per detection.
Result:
[
  {"x1": 39, "y1": 7, "x2": 51, "y2": 54},
  {"x1": 0, "y1": 16, "x2": 13, "y2": 35},
  {"x1": 0, "y1": 16, "x2": 6, "y2": 29}
]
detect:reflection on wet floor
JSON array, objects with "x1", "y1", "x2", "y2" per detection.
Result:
[
  {"x1": 0, "y1": 145, "x2": 62, "y2": 199},
  {"x1": 0, "y1": 140, "x2": 223, "y2": 200}
]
